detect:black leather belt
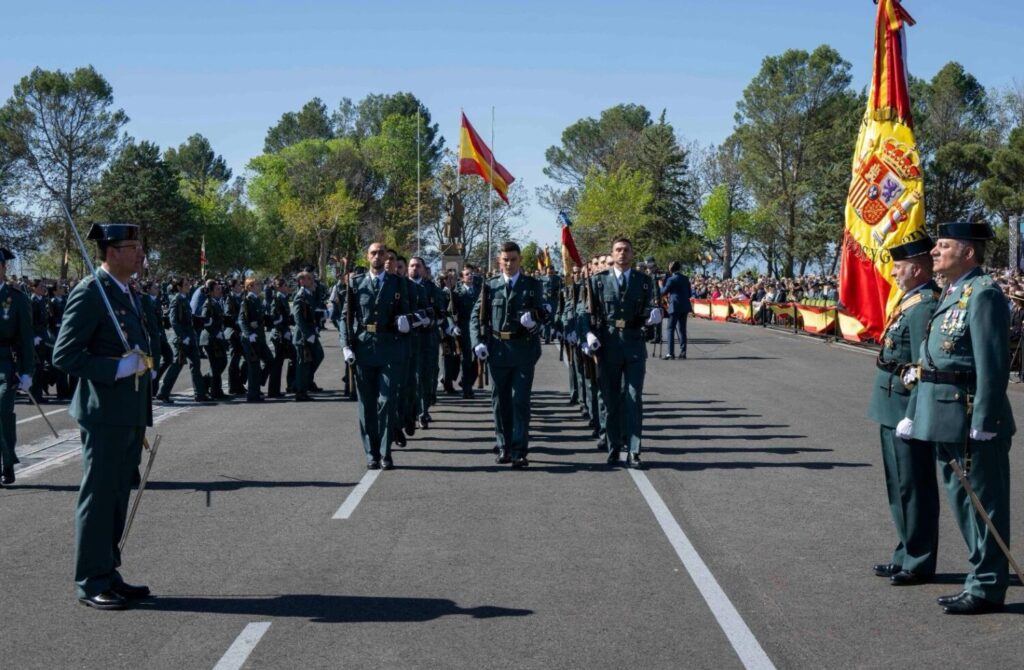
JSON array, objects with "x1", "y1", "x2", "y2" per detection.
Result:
[
  {"x1": 875, "y1": 359, "x2": 902, "y2": 373},
  {"x1": 494, "y1": 331, "x2": 527, "y2": 340},
  {"x1": 920, "y1": 369, "x2": 976, "y2": 384},
  {"x1": 361, "y1": 323, "x2": 391, "y2": 334}
]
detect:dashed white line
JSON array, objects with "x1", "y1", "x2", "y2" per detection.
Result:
[
  {"x1": 212, "y1": 622, "x2": 271, "y2": 670},
  {"x1": 332, "y1": 469, "x2": 381, "y2": 519},
  {"x1": 628, "y1": 468, "x2": 776, "y2": 670},
  {"x1": 16, "y1": 407, "x2": 68, "y2": 425}
]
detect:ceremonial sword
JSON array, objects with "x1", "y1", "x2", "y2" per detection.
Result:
[
  {"x1": 120, "y1": 434, "x2": 161, "y2": 553},
  {"x1": 23, "y1": 386, "x2": 59, "y2": 439}
]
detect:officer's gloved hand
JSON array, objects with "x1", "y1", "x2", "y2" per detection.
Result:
[
  {"x1": 283, "y1": 331, "x2": 292, "y2": 340},
  {"x1": 585, "y1": 332, "x2": 601, "y2": 351},
  {"x1": 970, "y1": 428, "x2": 997, "y2": 441},
  {"x1": 567, "y1": 331, "x2": 578, "y2": 345},
  {"x1": 18, "y1": 374, "x2": 31, "y2": 389},
  {"x1": 544, "y1": 304, "x2": 553, "y2": 314},
  {"x1": 895, "y1": 417, "x2": 913, "y2": 439},
  {"x1": 306, "y1": 334, "x2": 315, "y2": 343},
  {"x1": 183, "y1": 337, "x2": 190, "y2": 346},
  {"x1": 646, "y1": 308, "x2": 663, "y2": 326},
  {"x1": 474, "y1": 344, "x2": 489, "y2": 360},
  {"x1": 115, "y1": 352, "x2": 147, "y2": 379},
  {"x1": 901, "y1": 366, "x2": 919, "y2": 386},
  {"x1": 33, "y1": 336, "x2": 42, "y2": 346},
  {"x1": 343, "y1": 347, "x2": 356, "y2": 364},
  {"x1": 520, "y1": 312, "x2": 537, "y2": 330},
  {"x1": 452, "y1": 325, "x2": 461, "y2": 337},
  {"x1": 581, "y1": 343, "x2": 590, "y2": 355},
  {"x1": 248, "y1": 334, "x2": 257, "y2": 343},
  {"x1": 397, "y1": 315, "x2": 411, "y2": 333}
]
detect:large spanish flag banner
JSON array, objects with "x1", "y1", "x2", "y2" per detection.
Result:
[
  {"x1": 459, "y1": 112, "x2": 515, "y2": 203},
  {"x1": 839, "y1": 0, "x2": 926, "y2": 342}
]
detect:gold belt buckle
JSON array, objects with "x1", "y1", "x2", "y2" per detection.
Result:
[
  {"x1": 499, "y1": 331, "x2": 513, "y2": 340},
  {"x1": 614, "y1": 319, "x2": 626, "y2": 329},
  {"x1": 366, "y1": 324, "x2": 377, "y2": 333}
]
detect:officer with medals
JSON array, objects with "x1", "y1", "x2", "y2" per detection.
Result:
[
  {"x1": 341, "y1": 242, "x2": 411, "y2": 469},
  {"x1": 291, "y1": 271, "x2": 324, "y2": 402},
  {"x1": 584, "y1": 239, "x2": 661, "y2": 467},
  {"x1": 900, "y1": 222, "x2": 1015, "y2": 615},
  {"x1": 0, "y1": 248, "x2": 34, "y2": 486},
  {"x1": 52, "y1": 223, "x2": 154, "y2": 610},
  {"x1": 470, "y1": 241, "x2": 547, "y2": 468},
  {"x1": 867, "y1": 237, "x2": 940, "y2": 586}
]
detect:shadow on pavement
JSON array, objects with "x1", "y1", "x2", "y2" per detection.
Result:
[{"x1": 5, "y1": 478, "x2": 355, "y2": 494}]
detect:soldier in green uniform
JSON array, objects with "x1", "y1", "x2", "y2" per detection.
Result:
[
  {"x1": 238, "y1": 276, "x2": 274, "y2": 403},
  {"x1": 52, "y1": 224, "x2": 154, "y2": 610},
  {"x1": 199, "y1": 280, "x2": 230, "y2": 400},
  {"x1": 0, "y1": 248, "x2": 35, "y2": 486},
  {"x1": 142, "y1": 281, "x2": 170, "y2": 387},
  {"x1": 292, "y1": 271, "x2": 324, "y2": 402},
  {"x1": 866, "y1": 237, "x2": 940, "y2": 585},
  {"x1": 409, "y1": 257, "x2": 441, "y2": 428},
  {"x1": 223, "y1": 279, "x2": 247, "y2": 395},
  {"x1": 157, "y1": 279, "x2": 210, "y2": 403},
  {"x1": 584, "y1": 238, "x2": 661, "y2": 468},
  {"x1": 470, "y1": 241, "x2": 547, "y2": 468},
  {"x1": 389, "y1": 254, "x2": 420, "y2": 447},
  {"x1": 902, "y1": 222, "x2": 1015, "y2": 615},
  {"x1": 450, "y1": 266, "x2": 479, "y2": 399},
  {"x1": 539, "y1": 266, "x2": 562, "y2": 345},
  {"x1": 340, "y1": 242, "x2": 411, "y2": 469},
  {"x1": 267, "y1": 277, "x2": 295, "y2": 398},
  {"x1": 29, "y1": 280, "x2": 51, "y2": 402}
]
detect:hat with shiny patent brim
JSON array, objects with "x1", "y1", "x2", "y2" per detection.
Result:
[
  {"x1": 889, "y1": 236, "x2": 935, "y2": 261},
  {"x1": 86, "y1": 223, "x2": 140, "y2": 243},
  {"x1": 936, "y1": 222, "x2": 994, "y2": 241},
  {"x1": 0, "y1": 248, "x2": 14, "y2": 262}
]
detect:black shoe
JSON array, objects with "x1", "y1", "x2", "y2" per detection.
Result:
[
  {"x1": 937, "y1": 591, "x2": 969, "y2": 606},
  {"x1": 495, "y1": 449, "x2": 511, "y2": 465},
  {"x1": 194, "y1": 394, "x2": 212, "y2": 402},
  {"x1": 890, "y1": 570, "x2": 931, "y2": 586},
  {"x1": 511, "y1": 456, "x2": 529, "y2": 468},
  {"x1": 591, "y1": 427, "x2": 600, "y2": 438},
  {"x1": 294, "y1": 393, "x2": 313, "y2": 402},
  {"x1": 79, "y1": 590, "x2": 128, "y2": 610},
  {"x1": 681, "y1": 352, "x2": 687, "y2": 359},
  {"x1": 155, "y1": 395, "x2": 174, "y2": 405},
  {"x1": 567, "y1": 396, "x2": 578, "y2": 405},
  {"x1": 627, "y1": 453, "x2": 642, "y2": 469},
  {"x1": 381, "y1": 458, "x2": 395, "y2": 470},
  {"x1": 309, "y1": 382, "x2": 323, "y2": 392},
  {"x1": 443, "y1": 385, "x2": 457, "y2": 395},
  {"x1": 394, "y1": 432, "x2": 407, "y2": 447},
  {"x1": 367, "y1": 460, "x2": 381, "y2": 470},
  {"x1": 873, "y1": 562, "x2": 901, "y2": 578},
  {"x1": 405, "y1": 423, "x2": 416, "y2": 437},
  {"x1": 211, "y1": 392, "x2": 229, "y2": 400},
  {"x1": 606, "y1": 450, "x2": 621, "y2": 466},
  {"x1": 662, "y1": 355, "x2": 675, "y2": 360},
  {"x1": 246, "y1": 396, "x2": 264, "y2": 403},
  {"x1": 596, "y1": 438, "x2": 608, "y2": 451},
  {"x1": 943, "y1": 593, "x2": 1004, "y2": 615},
  {"x1": 266, "y1": 392, "x2": 284, "y2": 399},
  {"x1": 462, "y1": 390, "x2": 475, "y2": 399},
  {"x1": 1, "y1": 465, "x2": 14, "y2": 486},
  {"x1": 492, "y1": 445, "x2": 500, "y2": 454},
  {"x1": 419, "y1": 415, "x2": 430, "y2": 430},
  {"x1": 111, "y1": 582, "x2": 151, "y2": 600}
]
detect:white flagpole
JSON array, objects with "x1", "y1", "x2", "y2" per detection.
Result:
[
  {"x1": 416, "y1": 109, "x2": 421, "y2": 256},
  {"x1": 456, "y1": 108, "x2": 462, "y2": 191}
]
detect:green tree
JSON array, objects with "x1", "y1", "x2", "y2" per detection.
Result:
[
  {"x1": 0, "y1": 65, "x2": 128, "y2": 279},
  {"x1": 980, "y1": 126, "x2": 1024, "y2": 225},
  {"x1": 574, "y1": 167, "x2": 652, "y2": 258},
  {"x1": 350, "y1": 93, "x2": 444, "y2": 169},
  {"x1": 263, "y1": 97, "x2": 334, "y2": 153},
  {"x1": 638, "y1": 110, "x2": 697, "y2": 248},
  {"x1": 164, "y1": 133, "x2": 231, "y2": 195}
]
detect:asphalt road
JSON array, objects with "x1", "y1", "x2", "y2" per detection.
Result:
[{"x1": 2, "y1": 318, "x2": 1023, "y2": 669}]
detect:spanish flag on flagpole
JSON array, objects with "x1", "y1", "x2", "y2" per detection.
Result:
[
  {"x1": 839, "y1": 0, "x2": 926, "y2": 342},
  {"x1": 459, "y1": 112, "x2": 515, "y2": 203}
]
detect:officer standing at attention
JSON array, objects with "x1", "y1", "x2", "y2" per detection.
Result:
[
  {"x1": 471, "y1": 241, "x2": 547, "y2": 468},
  {"x1": 867, "y1": 237, "x2": 940, "y2": 586},
  {"x1": 52, "y1": 223, "x2": 154, "y2": 610},
  {"x1": 341, "y1": 242, "x2": 411, "y2": 469},
  {"x1": 0, "y1": 248, "x2": 34, "y2": 486},
  {"x1": 585, "y1": 238, "x2": 661, "y2": 468},
  {"x1": 901, "y1": 221, "x2": 1015, "y2": 615},
  {"x1": 157, "y1": 279, "x2": 210, "y2": 403},
  {"x1": 292, "y1": 271, "x2": 324, "y2": 402}
]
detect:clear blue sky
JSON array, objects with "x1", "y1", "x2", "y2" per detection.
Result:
[{"x1": 2, "y1": 0, "x2": 1022, "y2": 249}]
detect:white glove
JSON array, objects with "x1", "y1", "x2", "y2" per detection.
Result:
[
  {"x1": 452, "y1": 325, "x2": 461, "y2": 337},
  {"x1": 33, "y1": 336, "x2": 42, "y2": 346},
  {"x1": 115, "y1": 353, "x2": 147, "y2": 379},
  {"x1": 544, "y1": 304, "x2": 553, "y2": 314},
  {"x1": 581, "y1": 344, "x2": 591, "y2": 355},
  {"x1": 283, "y1": 331, "x2": 292, "y2": 340},
  {"x1": 343, "y1": 346, "x2": 356, "y2": 364},
  {"x1": 901, "y1": 366, "x2": 919, "y2": 386},
  {"x1": 217, "y1": 332, "x2": 225, "y2": 340},
  {"x1": 18, "y1": 374, "x2": 31, "y2": 389},
  {"x1": 474, "y1": 344, "x2": 489, "y2": 360},
  {"x1": 567, "y1": 331, "x2": 578, "y2": 345},
  {"x1": 415, "y1": 314, "x2": 430, "y2": 328},
  {"x1": 970, "y1": 428, "x2": 997, "y2": 441},
  {"x1": 646, "y1": 308, "x2": 663, "y2": 326},
  {"x1": 274, "y1": 316, "x2": 283, "y2": 325},
  {"x1": 444, "y1": 324, "x2": 454, "y2": 336},
  {"x1": 397, "y1": 315, "x2": 410, "y2": 333},
  {"x1": 248, "y1": 334, "x2": 257, "y2": 343},
  {"x1": 306, "y1": 334, "x2": 315, "y2": 343},
  {"x1": 183, "y1": 337, "x2": 190, "y2": 346},
  {"x1": 586, "y1": 332, "x2": 601, "y2": 351},
  {"x1": 520, "y1": 312, "x2": 537, "y2": 329},
  {"x1": 895, "y1": 418, "x2": 914, "y2": 439}
]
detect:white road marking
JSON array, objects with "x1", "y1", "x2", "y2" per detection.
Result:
[
  {"x1": 628, "y1": 469, "x2": 776, "y2": 670},
  {"x1": 212, "y1": 622, "x2": 271, "y2": 670},
  {"x1": 16, "y1": 407, "x2": 68, "y2": 425},
  {"x1": 332, "y1": 469, "x2": 381, "y2": 519}
]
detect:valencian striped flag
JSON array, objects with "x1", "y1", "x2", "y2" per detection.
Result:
[
  {"x1": 839, "y1": 0, "x2": 926, "y2": 342},
  {"x1": 459, "y1": 112, "x2": 515, "y2": 203}
]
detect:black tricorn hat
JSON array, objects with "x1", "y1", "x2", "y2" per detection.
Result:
[
  {"x1": 86, "y1": 223, "x2": 140, "y2": 243},
  {"x1": 890, "y1": 236, "x2": 935, "y2": 261},
  {"x1": 936, "y1": 222, "x2": 994, "y2": 241},
  {"x1": 0, "y1": 248, "x2": 14, "y2": 262}
]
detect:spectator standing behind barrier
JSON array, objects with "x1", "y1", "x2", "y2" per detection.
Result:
[{"x1": 660, "y1": 261, "x2": 691, "y2": 360}]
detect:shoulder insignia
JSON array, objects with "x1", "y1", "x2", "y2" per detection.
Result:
[{"x1": 963, "y1": 285, "x2": 974, "y2": 297}]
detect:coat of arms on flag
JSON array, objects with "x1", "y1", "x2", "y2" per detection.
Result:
[{"x1": 848, "y1": 137, "x2": 922, "y2": 245}]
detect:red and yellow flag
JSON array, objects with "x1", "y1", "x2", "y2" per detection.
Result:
[
  {"x1": 459, "y1": 113, "x2": 515, "y2": 203},
  {"x1": 839, "y1": 0, "x2": 926, "y2": 342}
]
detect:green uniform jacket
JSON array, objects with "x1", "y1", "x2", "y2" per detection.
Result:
[
  {"x1": 0, "y1": 283, "x2": 35, "y2": 374},
  {"x1": 199, "y1": 296, "x2": 226, "y2": 348},
  {"x1": 52, "y1": 270, "x2": 153, "y2": 427},
  {"x1": 866, "y1": 282, "x2": 939, "y2": 428},
  {"x1": 470, "y1": 274, "x2": 545, "y2": 367},
  {"x1": 238, "y1": 292, "x2": 267, "y2": 340},
  {"x1": 291, "y1": 287, "x2": 319, "y2": 343},
  {"x1": 167, "y1": 292, "x2": 197, "y2": 345},
  {"x1": 141, "y1": 293, "x2": 164, "y2": 371},
  {"x1": 589, "y1": 269, "x2": 655, "y2": 363},
  {"x1": 450, "y1": 283, "x2": 478, "y2": 329},
  {"x1": 908, "y1": 268, "x2": 1016, "y2": 441},
  {"x1": 339, "y1": 272, "x2": 410, "y2": 367}
]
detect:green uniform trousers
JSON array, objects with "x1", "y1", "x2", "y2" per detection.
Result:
[
  {"x1": 158, "y1": 342, "x2": 206, "y2": 398},
  {"x1": 598, "y1": 355, "x2": 645, "y2": 454},
  {"x1": 879, "y1": 425, "x2": 939, "y2": 575},
  {"x1": 356, "y1": 361, "x2": 397, "y2": 462},
  {"x1": 936, "y1": 439, "x2": 1012, "y2": 603},
  {"x1": 74, "y1": 422, "x2": 145, "y2": 598},
  {"x1": 0, "y1": 359, "x2": 20, "y2": 471},
  {"x1": 489, "y1": 362, "x2": 535, "y2": 457},
  {"x1": 293, "y1": 338, "x2": 323, "y2": 394}
]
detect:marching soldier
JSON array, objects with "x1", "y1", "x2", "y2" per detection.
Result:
[
  {"x1": 867, "y1": 237, "x2": 940, "y2": 586},
  {"x1": 142, "y1": 281, "x2": 170, "y2": 387},
  {"x1": 440, "y1": 272, "x2": 461, "y2": 395},
  {"x1": 224, "y1": 279, "x2": 247, "y2": 395},
  {"x1": 584, "y1": 238, "x2": 661, "y2": 468},
  {"x1": 238, "y1": 276, "x2": 274, "y2": 403},
  {"x1": 48, "y1": 283, "x2": 72, "y2": 399},
  {"x1": 470, "y1": 241, "x2": 547, "y2": 468},
  {"x1": 539, "y1": 266, "x2": 562, "y2": 344},
  {"x1": 156, "y1": 278, "x2": 210, "y2": 403},
  {"x1": 52, "y1": 223, "x2": 154, "y2": 610},
  {"x1": 199, "y1": 280, "x2": 230, "y2": 400},
  {"x1": 408, "y1": 257, "x2": 436, "y2": 429},
  {"x1": 292, "y1": 271, "x2": 324, "y2": 402},
  {"x1": 29, "y1": 280, "x2": 51, "y2": 402},
  {"x1": 451, "y1": 266, "x2": 479, "y2": 398},
  {"x1": 0, "y1": 248, "x2": 34, "y2": 486},
  {"x1": 267, "y1": 278, "x2": 295, "y2": 398},
  {"x1": 390, "y1": 254, "x2": 421, "y2": 446},
  {"x1": 340, "y1": 242, "x2": 411, "y2": 469},
  {"x1": 901, "y1": 222, "x2": 1016, "y2": 615}
]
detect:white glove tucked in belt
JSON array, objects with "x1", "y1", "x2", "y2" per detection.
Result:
[
  {"x1": 397, "y1": 315, "x2": 411, "y2": 333},
  {"x1": 520, "y1": 312, "x2": 537, "y2": 330},
  {"x1": 115, "y1": 353, "x2": 148, "y2": 379},
  {"x1": 585, "y1": 332, "x2": 601, "y2": 351},
  {"x1": 970, "y1": 428, "x2": 997, "y2": 441}
]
